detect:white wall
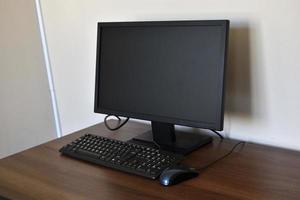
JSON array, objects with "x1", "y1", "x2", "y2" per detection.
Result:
[
  {"x1": 40, "y1": 0, "x2": 300, "y2": 151},
  {"x1": 0, "y1": 0, "x2": 57, "y2": 158}
]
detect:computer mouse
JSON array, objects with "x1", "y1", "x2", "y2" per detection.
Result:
[{"x1": 159, "y1": 165, "x2": 199, "y2": 186}]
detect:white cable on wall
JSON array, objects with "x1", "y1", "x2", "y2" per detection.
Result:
[{"x1": 34, "y1": 0, "x2": 62, "y2": 138}]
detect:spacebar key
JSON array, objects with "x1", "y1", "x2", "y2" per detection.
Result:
[{"x1": 77, "y1": 149, "x2": 99, "y2": 159}]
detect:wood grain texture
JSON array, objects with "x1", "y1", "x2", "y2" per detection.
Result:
[{"x1": 0, "y1": 120, "x2": 300, "y2": 200}]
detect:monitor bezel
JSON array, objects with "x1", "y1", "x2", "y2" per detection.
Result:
[{"x1": 94, "y1": 20, "x2": 229, "y2": 131}]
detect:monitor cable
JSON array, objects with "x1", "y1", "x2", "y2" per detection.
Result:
[
  {"x1": 104, "y1": 115, "x2": 130, "y2": 131},
  {"x1": 210, "y1": 129, "x2": 224, "y2": 140},
  {"x1": 195, "y1": 141, "x2": 245, "y2": 171}
]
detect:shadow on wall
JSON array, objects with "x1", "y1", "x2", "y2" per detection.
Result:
[{"x1": 225, "y1": 23, "x2": 252, "y2": 118}]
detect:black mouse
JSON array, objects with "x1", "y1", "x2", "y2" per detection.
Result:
[{"x1": 159, "y1": 165, "x2": 199, "y2": 186}]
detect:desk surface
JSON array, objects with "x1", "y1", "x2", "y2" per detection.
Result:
[{"x1": 1, "y1": 120, "x2": 300, "y2": 200}]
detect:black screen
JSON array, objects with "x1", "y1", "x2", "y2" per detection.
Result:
[{"x1": 96, "y1": 21, "x2": 228, "y2": 129}]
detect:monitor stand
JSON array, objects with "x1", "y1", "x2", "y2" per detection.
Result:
[{"x1": 128, "y1": 121, "x2": 212, "y2": 155}]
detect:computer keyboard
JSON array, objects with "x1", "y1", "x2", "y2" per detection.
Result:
[{"x1": 59, "y1": 134, "x2": 183, "y2": 179}]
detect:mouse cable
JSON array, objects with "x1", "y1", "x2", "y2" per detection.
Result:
[
  {"x1": 209, "y1": 129, "x2": 224, "y2": 139},
  {"x1": 196, "y1": 141, "x2": 245, "y2": 171},
  {"x1": 104, "y1": 115, "x2": 130, "y2": 131}
]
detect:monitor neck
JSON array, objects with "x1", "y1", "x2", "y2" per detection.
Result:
[{"x1": 152, "y1": 121, "x2": 176, "y2": 145}]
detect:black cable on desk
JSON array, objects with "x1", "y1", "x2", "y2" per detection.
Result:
[{"x1": 196, "y1": 141, "x2": 245, "y2": 171}]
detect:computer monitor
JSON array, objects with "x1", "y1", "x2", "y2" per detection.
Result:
[{"x1": 95, "y1": 20, "x2": 229, "y2": 154}]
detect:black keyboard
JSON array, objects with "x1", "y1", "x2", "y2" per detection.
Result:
[{"x1": 59, "y1": 134, "x2": 183, "y2": 179}]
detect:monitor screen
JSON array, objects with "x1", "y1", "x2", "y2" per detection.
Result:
[{"x1": 95, "y1": 20, "x2": 229, "y2": 130}]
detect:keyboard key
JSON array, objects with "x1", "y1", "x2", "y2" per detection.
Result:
[{"x1": 77, "y1": 149, "x2": 99, "y2": 159}]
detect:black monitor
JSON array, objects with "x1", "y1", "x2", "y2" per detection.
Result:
[{"x1": 95, "y1": 20, "x2": 229, "y2": 154}]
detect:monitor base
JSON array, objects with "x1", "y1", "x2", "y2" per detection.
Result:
[{"x1": 128, "y1": 129, "x2": 213, "y2": 155}]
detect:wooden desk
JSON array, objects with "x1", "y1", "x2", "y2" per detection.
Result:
[{"x1": 1, "y1": 120, "x2": 300, "y2": 200}]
